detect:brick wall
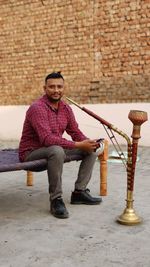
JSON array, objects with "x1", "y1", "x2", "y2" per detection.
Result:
[{"x1": 0, "y1": 0, "x2": 150, "y2": 105}]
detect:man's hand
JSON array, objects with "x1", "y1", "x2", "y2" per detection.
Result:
[{"x1": 75, "y1": 139, "x2": 99, "y2": 152}]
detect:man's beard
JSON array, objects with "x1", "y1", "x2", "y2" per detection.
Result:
[{"x1": 47, "y1": 95, "x2": 62, "y2": 102}]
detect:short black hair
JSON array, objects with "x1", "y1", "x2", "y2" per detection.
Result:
[{"x1": 45, "y1": 72, "x2": 64, "y2": 83}]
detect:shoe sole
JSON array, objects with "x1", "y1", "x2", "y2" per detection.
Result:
[
  {"x1": 70, "y1": 200, "x2": 102, "y2": 205},
  {"x1": 51, "y1": 211, "x2": 69, "y2": 219}
]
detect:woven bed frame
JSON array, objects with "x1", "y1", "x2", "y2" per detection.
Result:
[{"x1": 0, "y1": 140, "x2": 108, "y2": 196}]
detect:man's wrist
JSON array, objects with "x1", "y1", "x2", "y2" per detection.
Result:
[{"x1": 74, "y1": 142, "x2": 81, "y2": 149}]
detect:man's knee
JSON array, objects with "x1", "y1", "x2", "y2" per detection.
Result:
[
  {"x1": 47, "y1": 145, "x2": 65, "y2": 160},
  {"x1": 85, "y1": 151, "x2": 97, "y2": 158},
  {"x1": 85, "y1": 151, "x2": 97, "y2": 163}
]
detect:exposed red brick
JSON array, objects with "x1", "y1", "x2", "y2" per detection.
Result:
[{"x1": 0, "y1": 0, "x2": 149, "y2": 104}]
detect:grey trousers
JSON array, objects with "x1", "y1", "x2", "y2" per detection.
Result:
[{"x1": 25, "y1": 146, "x2": 97, "y2": 201}]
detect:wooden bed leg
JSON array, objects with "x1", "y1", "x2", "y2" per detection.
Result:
[
  {"x1": 26, "y1": 171, "x2": 34, "y2": 186},
  {"x1": 98, "y1": 140, "x2": 108, "y2": 196}
]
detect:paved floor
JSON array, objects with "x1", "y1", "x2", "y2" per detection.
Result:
[{"x1": 0, "y1": 142, "x2": 150, "y2": 267}]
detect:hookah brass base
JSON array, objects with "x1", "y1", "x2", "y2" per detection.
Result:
[{"x1": 117, "y1": 207, "x2": 142, "y2": 226}]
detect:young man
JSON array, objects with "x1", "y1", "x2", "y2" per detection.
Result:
[{"x1": 19, "y1": 72, "x2": 102, "y2": 219}]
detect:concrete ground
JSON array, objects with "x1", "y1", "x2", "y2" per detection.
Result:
[{"x1": 0, "y1": 142, "x2": 150, "y2": 267}]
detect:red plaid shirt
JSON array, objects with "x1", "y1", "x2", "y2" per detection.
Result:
[{"x1": 19, "y1": 95, "x2": 87, "y2": 161}]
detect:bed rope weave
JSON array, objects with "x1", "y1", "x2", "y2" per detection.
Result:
[{"x1": 0, "y1": 149, "x2": 83, "y2": 172}]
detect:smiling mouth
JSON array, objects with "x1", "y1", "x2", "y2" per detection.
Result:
[
  {"x1": 53, "y1": 96, "x2": 60, "y2": 99},
  {"x1": 52, "y1": 93, "x2": 60, "y2": 97}
]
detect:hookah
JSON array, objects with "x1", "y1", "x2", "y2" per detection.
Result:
[{"x1": 66, "y1": 97, "x2": 148, "y2": 225}]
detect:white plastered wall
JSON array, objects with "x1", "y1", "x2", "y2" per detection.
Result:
[{"x1": 0, "y1": 103, "x2": 149, "y2": 146}]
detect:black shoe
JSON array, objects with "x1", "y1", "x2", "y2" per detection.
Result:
[
  {"x1": 71, "y1": 189, "x2": 102, "y2": 205},
  {"x1": 50, "y1": 197, "x2": 69, "y2": 219}
]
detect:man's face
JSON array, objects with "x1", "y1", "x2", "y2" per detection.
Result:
[{"x1": 44, "y1": 78, "x2": 64, "y2": 102}]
